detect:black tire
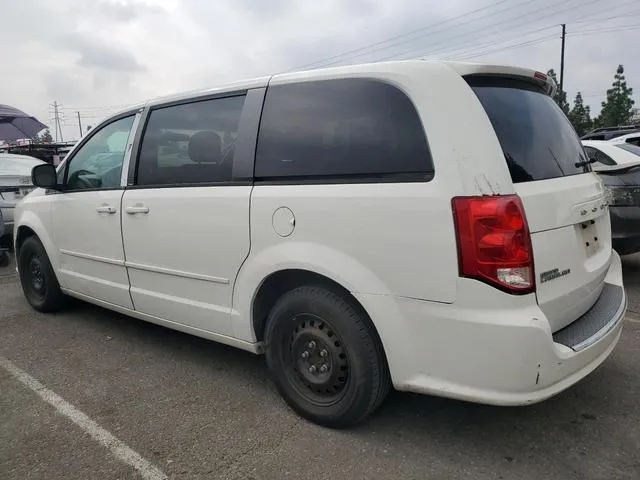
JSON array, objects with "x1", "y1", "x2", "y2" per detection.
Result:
[
  {"x1": 0, "y1": 251, "x2": 9, "y2": 268},
  {"x1": 265, "y1": 285, "x2": 390, "y2": 428},
  {"x1": 18, "y1": 236, "x2": 67, "y2": 312}
]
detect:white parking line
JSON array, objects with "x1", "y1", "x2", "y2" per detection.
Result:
[
  {"x1": 0, "y1": 355, "x2": 167, "y2": 480},
  {"x1": 625, "y1": 311, "x2": 640, "y2": 324}
]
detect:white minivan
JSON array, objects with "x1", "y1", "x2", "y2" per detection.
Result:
[{"x1": 15, "y1": 60, "x2": 626, "y2": 427}]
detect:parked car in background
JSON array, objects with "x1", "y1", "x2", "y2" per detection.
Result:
[
  {"x1": 583, "y1": 140, "x2": 640, "y2": 254},
  {"x1": 15, "y1": 60, "x2": 626, "y2": 427},
  {"x1": 581, "y1": 125, "x2": 640, "y2": 141},
  {"x1": 0, "y1": 206, "x2": 8, "y2": 266},
  {"x1": 0, "y1": 153, "x2": 45, "y2": 245},
  {"x1": 608, "y1": 131, "x2": 640, "y2": 147},
  {"x1": 583, "y1": 139, "x2": 640, "y2": 167}
]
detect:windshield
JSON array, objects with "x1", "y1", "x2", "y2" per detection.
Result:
[{"x1": 469, "y1": 79, "x2": 590, "y2": 183}]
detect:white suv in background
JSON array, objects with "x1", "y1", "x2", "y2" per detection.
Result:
[{"x1": 15, "y1": 60, "x2": 626, "y2": 427}]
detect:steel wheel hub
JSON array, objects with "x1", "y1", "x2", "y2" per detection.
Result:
[
  {"x1": 29, "y1": 256, "x2": 45, "y2": 294},
  {"x1": 289, "y1": 314, "x2": 349, "y2": 399}
]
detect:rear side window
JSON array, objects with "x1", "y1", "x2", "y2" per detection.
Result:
[
  {"x1": 469, "y1": 78, "x2": 590, "y2": 183},
  {"x1": 584, "y1": 146, "x2": 616, "y2": 166},
  {"x1": 255, "y1": 78, "x2": 432, "y2": 181},
  {"x1": 617, "y1": 143, "x2": 640, "y2": 156},
  {"x1": 136, "y1": 95, "x2": 245, "y2": 186}
]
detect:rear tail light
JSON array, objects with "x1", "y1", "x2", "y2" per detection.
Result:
[{"x1": 452, "y1": 195, "x2": 535, "y2": 294}]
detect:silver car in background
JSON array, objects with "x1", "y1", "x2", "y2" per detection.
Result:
[{"x1": 0, "y1": 153, "x2": 45, "y2": 243}]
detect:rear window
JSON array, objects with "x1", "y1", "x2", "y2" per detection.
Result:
[
  {"x1": 469, "y1": 78, "x2": 590, "y2": 183},
  {"x1": 255, "y1": 78, "x2": 433, "y2": 182}
]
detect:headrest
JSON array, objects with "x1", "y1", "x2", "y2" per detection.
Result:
[{"x1": 188, "y1": 131, "x2": 221, "y2": 163}]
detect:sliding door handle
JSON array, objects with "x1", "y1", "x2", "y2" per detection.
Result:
[{"x1": 125, "y1": 205, "x2": 149, "y2": 215}]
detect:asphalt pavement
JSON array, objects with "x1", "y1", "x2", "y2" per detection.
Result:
[{"x1": 1, "y1": 255, "x2": 639, "y2": 480}]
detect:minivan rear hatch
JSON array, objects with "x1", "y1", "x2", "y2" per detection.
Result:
[{"x1": 465, "y1": 72, "x2": 610, "y2": 332}]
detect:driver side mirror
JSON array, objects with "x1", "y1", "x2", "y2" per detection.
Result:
[{"x1": 31, "y1": 164, "x2": 59, "y2": 190}]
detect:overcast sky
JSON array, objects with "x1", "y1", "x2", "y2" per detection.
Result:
[{"x1": 2, "y1": 0, "x2": 639, "y2": 141}]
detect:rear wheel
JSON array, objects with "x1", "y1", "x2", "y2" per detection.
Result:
[
  {"x1": 265, "y1": 285, "x2": 390, "y2": 428},
  {"x1": 18, "y1": 236, "x2": 67, "y2": 312}
]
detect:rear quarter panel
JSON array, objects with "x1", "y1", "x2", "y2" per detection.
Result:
[{"x1": 233, "y1": 181, "x2": 458, "y2": 342}]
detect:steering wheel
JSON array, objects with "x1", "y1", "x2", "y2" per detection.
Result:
[
  {"x1": 100, "y1": 165, "x2": 122, "y2": 188},
  {"x1": 67, "y1": 169, "x2": 98, "y2": 190}
]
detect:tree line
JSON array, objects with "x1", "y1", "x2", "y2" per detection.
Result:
[{"x1": 548, "y1": 65, "x2": 636, "y2": 136}]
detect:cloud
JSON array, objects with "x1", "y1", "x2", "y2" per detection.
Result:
[
  {"x1": 63, "y1": 33, "x2": 146, "y2": 72},
  {"x1": 0, "y1": 0, "x2": 638, "y2": 140},
  {"x1": 95, "y1": 0, "x2": 165, "y2": 22}
]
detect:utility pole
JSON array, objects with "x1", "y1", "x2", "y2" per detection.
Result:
[
  {"x1": 77, "y1": 111, "x2": 83, "y2": 138},
  {"x1": 52, "y1": 101, "x2": 64, "y2": 142},
  {"x1": 52, "y1": 101, "x2": 59, "y2": 142},
  {"x1": 560, "y1": 23, "x2": 566, "y2": 93}
]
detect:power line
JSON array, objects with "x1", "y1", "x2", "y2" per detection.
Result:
[
  {"x1": 429, "y1": 25, "x2": 557, "y2": 61},
  {"x1": 290, "y1": 0, "x2": 616, "y2": 70},
  {"x1": 286, "y1": 0, "x2": 640, "y2": 74},
  {"x1": 573, "y1": 10, "x2": 640, "y2": 25},
  {"x1": 450, "y1": 20, "x2": 639, "y2": 63},
  {"x1": 289, "y1": 0, "x2": 530, "y2": 70},
  {"x1": 324, "y1": 0, "x2": 559, "y2": 67},
  {"x1": 376, "y1": 0, "x2": 604, "y2": 62},
  {"x1": 571, "y1": 0, "x2": 640, "y2": 24},
  {"x1": 574, "y1": 23, "x2": 640, "y2": 31},
  {"x1": 60, "y1": 104, "x2": 132, "y2": 112},
  {"x1": 452, "y1": 33, "x2": 557, "y2": 60},
  {"x1": 571, "y1": 24, "x2": 640, "y2": 35}
]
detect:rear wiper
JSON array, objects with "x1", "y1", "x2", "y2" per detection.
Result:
[{"x1": 575, "y1": 157, "x2": 596, "y2": 168}]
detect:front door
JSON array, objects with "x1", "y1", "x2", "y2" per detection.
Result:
[
  {"x1": 51, "y1": 114, "x2": 137, "y2": 308},
  {"x1": 121, "y1": 93, "x2": 254, "y2": 336}
]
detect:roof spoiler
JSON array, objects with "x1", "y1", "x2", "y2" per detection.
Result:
[{"x1": 443, "y1": 62, "x2": 556, "y2": 96}]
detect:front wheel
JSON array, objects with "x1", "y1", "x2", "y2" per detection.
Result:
[
  {"x1": 18, "y1": 236, "x2": 67, "y2": 312},
  {"x1": 265, "y1": 285, "x2": 390, "y2": 428}
]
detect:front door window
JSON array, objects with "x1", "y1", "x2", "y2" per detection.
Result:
[{"x1": 65, "y1": 116, "x2": 135, "y2": 191}]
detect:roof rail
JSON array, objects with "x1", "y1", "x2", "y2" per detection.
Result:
[{"x1": 591, "y1": 125, "x2": 638, "y2": 133}]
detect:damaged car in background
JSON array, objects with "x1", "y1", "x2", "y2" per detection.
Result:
[
  {"x1": 583, "y1": 140, "x2": 640, "y2": 255},
  {"x1": 0, "y1": 153, "x2": 44, "y2": 247}
]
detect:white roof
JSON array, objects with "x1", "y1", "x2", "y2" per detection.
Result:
[
  {"x1": 607, "y1": 131, "x2": 640, "y2": 144},
  {"x1": 97, "y1": 60, "x2": 556, "y2": 124},
  {"x1": 270, "y1": 59, "x2": 554, "y2": 92}
]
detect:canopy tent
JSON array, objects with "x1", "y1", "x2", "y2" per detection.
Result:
[{"x1": 0, "y1": 104, "x2": 47, "y2": 142}]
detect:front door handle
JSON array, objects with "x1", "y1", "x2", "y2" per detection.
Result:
[
  {"x1": 96, "y1": 205, "x2": 117, "y2": 214},
  {"x1": 125, "y1": 205, "x2": 149, "y2": 215}
]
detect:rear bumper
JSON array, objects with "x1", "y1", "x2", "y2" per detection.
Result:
[
  {"x1": 610, "y1": 206, "x2": 640, "y2": 255},
  {"x1": 356, "y1": 251, "x2": 626, "y2": 406}
]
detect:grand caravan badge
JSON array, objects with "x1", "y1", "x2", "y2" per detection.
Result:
[{"x1": 540, "y1": 267, "x2": 571, "y2": 284}]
